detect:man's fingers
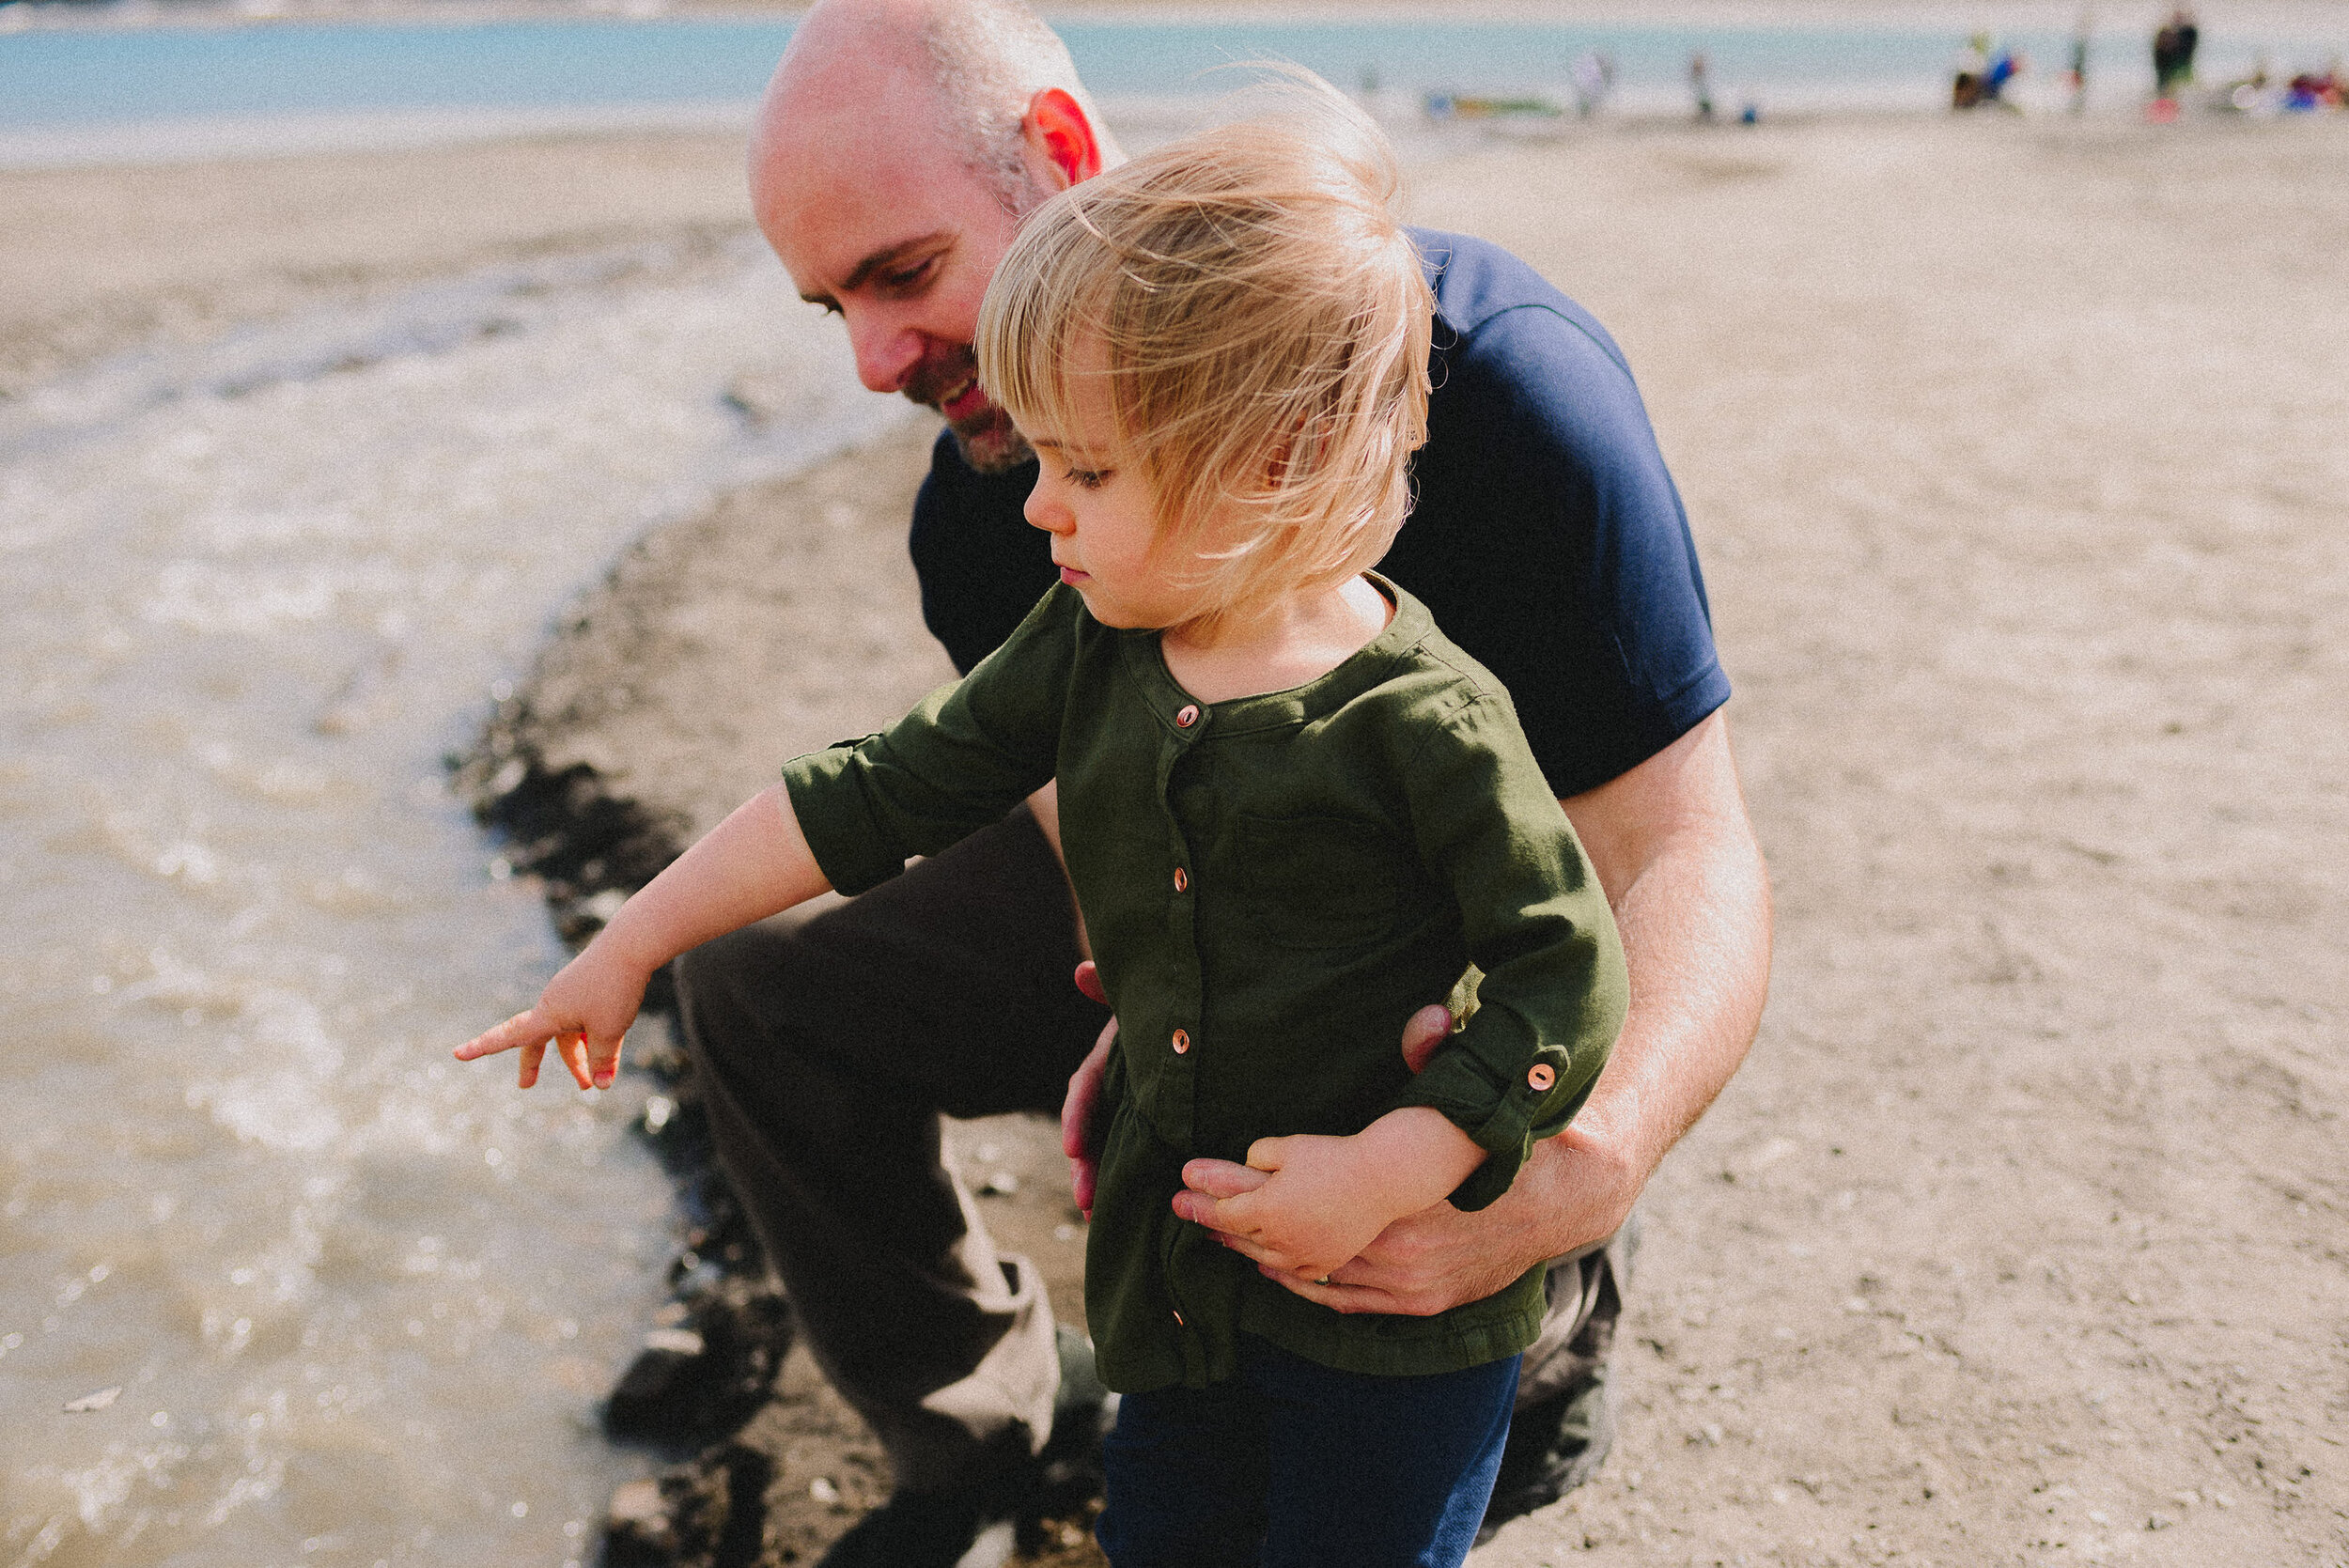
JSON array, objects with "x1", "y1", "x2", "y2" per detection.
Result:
[
  {"x1": 1206, "y1": 1227, "x2": 1289, "y2": 1270},
  {"x1": 519, "y1": 1038, "x2": 546, "y2": 1090},
  {"x1": 1072, "y1": 959, "x2": 1108, "y2": 1005},
  {"x1": 1398, "y1": 1002, "x2": 1455, "y2": 1076},
  {"x1": 1242, "y1": 1137, "x2": 1289, "y2": 1174},
  {"x1": 1060, "y1": 1022, "x2": 1114, "y2": 1161},
  {"x1": 1256, "y1": 1265, "x2": 1401, "y2": 1315},
  {"x1": 1070, "y1": 1154, "x2": 1097, "y2": 1219}
]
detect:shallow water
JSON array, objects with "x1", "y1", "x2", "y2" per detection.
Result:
[{"x1": 0, "y1": 229, "x2": 905, "y2": 1565}]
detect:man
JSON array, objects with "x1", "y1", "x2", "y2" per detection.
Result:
[{"x1": 675, "y1": 2, "x2": 1773, "y2": 1561}]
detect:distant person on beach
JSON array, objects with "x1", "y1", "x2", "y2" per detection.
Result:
[
  {"x1": 2066, "y1": 12, "x2": 2093, "y2": 113},
  {"x1": 2283, "y1": 60, "x2": 2344, "y2": 111},
  {"x1": 1690, "y1": 51, "x2": 1716, "y2": 122},
  {"x1": 2154, "y1": 8, "x2": 2200, "y2": 98},
  {"x1": 1952, "y1": 33, "x2": 1984, "y2": 108},
  {"x1": 469, "y1": 1, "x2": 1768, "y2": 1562},
  {"x1": 1570, "y1": 49, "x2": 1617, "y2": 118},
  {"x1": 462, "y1": 87, "x2": 1632, "y2": 1564},
  {"x1": 1952, "y1": 32, "x2": 2024, "y2": 111}
]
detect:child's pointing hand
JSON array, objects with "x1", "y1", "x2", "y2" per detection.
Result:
[{"x1": 454, "y1": 943, "x2": 653, "y2": 1090}]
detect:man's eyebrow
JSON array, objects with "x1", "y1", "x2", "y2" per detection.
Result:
[{"x1": 798, "y1": 231, "x2": 954, "y2": 305}]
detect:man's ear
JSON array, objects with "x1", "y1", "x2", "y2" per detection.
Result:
[{"x1": 1022, "y1": 86, "x2": 1103, "y2": 192}]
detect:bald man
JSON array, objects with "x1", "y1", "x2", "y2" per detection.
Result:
[{"x1": 671, "y1": 3, "x2": 1772, "y2": 1562}]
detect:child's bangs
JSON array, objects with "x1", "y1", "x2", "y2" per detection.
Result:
[{"x1": 974, "y1": 203, "x2": 1111, "y2": 446}]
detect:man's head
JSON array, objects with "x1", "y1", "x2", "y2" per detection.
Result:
[{"x1": 749, "y1": 0, "x2": 1121, "y2": 473}]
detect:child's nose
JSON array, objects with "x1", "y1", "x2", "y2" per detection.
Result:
[{"x1": 1023, "y1": 483, "x2": 1069, "y2": 534}]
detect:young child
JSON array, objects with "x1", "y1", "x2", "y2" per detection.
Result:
[{"x1": 459, "y1": 84, "x2": 1626, "y2": 1568}]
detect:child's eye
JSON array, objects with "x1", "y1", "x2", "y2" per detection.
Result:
[{"x1": 1066, "y1": 468, "x2": 1110, "y2": 490}]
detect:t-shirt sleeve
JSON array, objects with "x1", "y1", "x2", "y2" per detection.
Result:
[
  {"x1": 782, "y1": 585, "x2": 1074, "y2": 894},
  {"x1": 1399, "y1": 263, "x2": 1731, "y2": 797},
  {"x1": 1388, "y1": 690, "x2": 1628, "y2": 1211}
]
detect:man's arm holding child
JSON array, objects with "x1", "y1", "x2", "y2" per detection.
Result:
[
  {"x1": 1174, "y1": 710, "x2": 1771, "y2": 1314},
  {"x1": 455, "y1": 784, "x2": 830, "y2": 1093}
]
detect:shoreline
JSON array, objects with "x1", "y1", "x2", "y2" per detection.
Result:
[{"x1": 12, "y1": 86, "x2": 2345, "y2": 176}]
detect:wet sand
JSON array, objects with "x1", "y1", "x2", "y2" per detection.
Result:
[{"x1": 16, "y1": 110, "x2": 2345, "y2": 1565}]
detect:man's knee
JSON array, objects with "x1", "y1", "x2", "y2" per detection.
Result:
[{"x1": 673, "y1": 918, "x2": 822, "y2": 1079}]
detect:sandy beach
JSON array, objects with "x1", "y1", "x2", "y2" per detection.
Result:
[{"x1": 8, "y1": 99, "x2": 2344, "y2": 1568}]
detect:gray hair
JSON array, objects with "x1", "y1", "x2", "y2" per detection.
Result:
[{"x1": 919, "y1": 0, "x2": 1103, "y2": 213}]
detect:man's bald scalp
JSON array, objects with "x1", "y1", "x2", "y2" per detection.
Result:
[{"x1": 766, "y1": 0, "x2": 1111, "y2": 213}]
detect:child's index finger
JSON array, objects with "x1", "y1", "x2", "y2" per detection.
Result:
[{"x1": 453, "y1": 1008, "x2": 551, "y2": 1063}]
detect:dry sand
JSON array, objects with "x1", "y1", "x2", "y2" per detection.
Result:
[{"x1": 14, "y1": 111, "x2": 2343, "y2": 1566}]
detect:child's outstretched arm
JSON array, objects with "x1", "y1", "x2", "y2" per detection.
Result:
[
  {"x1": 1188, "y1": 1110, "x2": 1488, "y2": 1281},
  {"x1": 455, "y1": 784, "x2": 829, "y2": 1091}
]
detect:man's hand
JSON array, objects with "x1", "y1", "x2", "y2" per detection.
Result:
[{"x1": 1061, "y1": 961, "x2": 1116, "y2": 1217}]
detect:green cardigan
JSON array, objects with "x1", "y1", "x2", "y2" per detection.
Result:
[{"x1": 783, "y1": 578, "x2": 1626, "y2": 1391}]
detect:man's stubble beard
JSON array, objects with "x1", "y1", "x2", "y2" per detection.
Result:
[
  {"x1": 902, "y1": 340, "x2": 1034, "y2": 475},
  {"x1": 948, "y1": 400, "x2": 1034, "y2": 475}
]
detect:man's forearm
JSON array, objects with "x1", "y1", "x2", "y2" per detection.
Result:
[
  {"x1": 1537, "y1": 800, "x2": 1774, "y2": 1247},
  {"x1": 1524, "y1": 708, "x2": 1774, "y2": 1257}
]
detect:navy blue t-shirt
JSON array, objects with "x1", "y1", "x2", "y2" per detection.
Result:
[{"x1": 909, "y1": 229, "x2": 1729, "y2": 800}]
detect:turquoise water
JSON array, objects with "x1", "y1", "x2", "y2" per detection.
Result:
[{"x1": 1, "y1": 12, "x2": 2287, "y2": 130}]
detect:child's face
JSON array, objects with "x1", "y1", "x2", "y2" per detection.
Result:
[{"x1": 1020, "y1": 367, "x2": 1205, "y2": 630}]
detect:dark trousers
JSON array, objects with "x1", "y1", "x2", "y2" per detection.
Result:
[
  {"x1": 1097, "y1": 1336, "x2": 1521, "y2": 1568},
  {"x1": 672, "y1": 804, "x2": 1625, "y2": 1498}
]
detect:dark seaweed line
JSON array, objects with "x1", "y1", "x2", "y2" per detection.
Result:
[{"x1": 451, "y1": 705, "x2": 794, "y2": 1568}]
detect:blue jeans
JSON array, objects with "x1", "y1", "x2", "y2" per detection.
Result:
[{"x1": 1096, "y1": 1334, "x2": 1522, "y2": 1568}]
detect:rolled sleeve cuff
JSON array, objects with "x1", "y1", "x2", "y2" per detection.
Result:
[
  {"x1": 781, "y1": 742, "x2": 910, "y2": 897},
  {"x1": 1394, "y1": 1041, "x2": 1577, "y2": 1213}
]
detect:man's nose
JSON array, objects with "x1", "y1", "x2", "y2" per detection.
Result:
[{"x1": 844, "y1": 310, "x2": 924, "y2": 396}]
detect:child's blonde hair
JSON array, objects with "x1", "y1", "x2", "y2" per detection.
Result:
[{"x1": 974, "y1": 74, "x2": 1434, "y2": 626}]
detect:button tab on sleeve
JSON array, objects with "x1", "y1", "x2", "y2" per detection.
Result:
[{"x1": 1527, "y1": 1063, "x2": 1556, "y2": 1092}]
